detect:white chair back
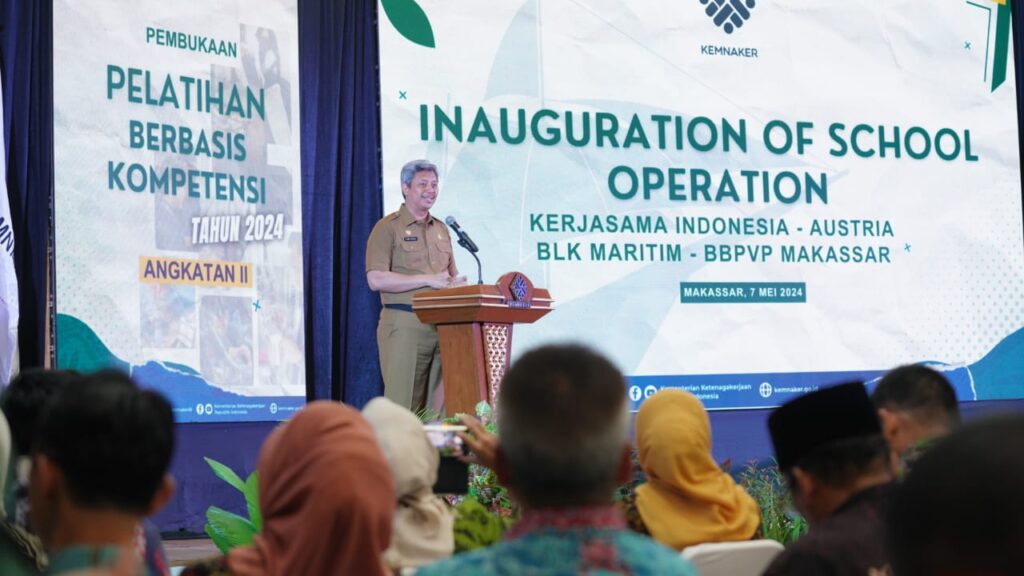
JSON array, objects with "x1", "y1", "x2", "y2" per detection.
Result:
[{"x1": 681, "y1": 539, "x2": 785, "y2": 576}]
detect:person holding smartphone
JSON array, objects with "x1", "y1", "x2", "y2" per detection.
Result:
[{"x1": 418, "y1": 344, "x2": 696, "y2": 576}]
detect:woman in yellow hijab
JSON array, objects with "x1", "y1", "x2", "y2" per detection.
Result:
[{"x1": 627, "y1": 389, "x2": 760, "y2": 550}]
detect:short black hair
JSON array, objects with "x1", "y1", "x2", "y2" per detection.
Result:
[
  {"x1": 497, "y1": 344, "x2": 628, "y2": 507},
  {"x1": 1, "y1": 369, "x2": 80, "y2": 456},
  {"x1": 887, "y1": 415, "x2": 1024, "y2": 576},
  {"x1": 35, "y1": 370, "x2": 175, "y2": 514},
  {"x1": 871, "y1": 365, "x2": 960, "y2": 427},
  {"x1": 791, "y1": 434, "x2": 889, "y2": 488}
]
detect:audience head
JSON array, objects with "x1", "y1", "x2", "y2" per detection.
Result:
[
  {"x1": 362, "y1": 397, "x2": 454, "y2": 569},
  {"x1": 870, "y1": 364, "x2": 959, "y2": 457},
  {"x1": 768, "y1": 382, "x2": 891, "y2": 525},
  {"x1": 29, "y1": 370, "x2": 175, "y2": 546},
  {"x1": 887, "y1": 414, "x2": 1024, "y2": 576},
  {"x1": 227, "y1": 401, "x2": 395, "y2": 576},
  {"x1": 1, "y1": 368, "x2": 79, "y2": 457},
  {"x1": 496, "y1": 343, "x2": 630, "y2": 509},
  {"x1": 634, "y1": 389, "x2": 760, "y2": 549}
]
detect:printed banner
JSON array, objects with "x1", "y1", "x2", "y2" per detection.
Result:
[
  {"x1": 0, "y1": 68, "x2": 18, "y2": 387},
  {"x1": 378, "y1": 0, "x2": 1024, "y2": 409},
  {"x1": 54, "y1": 0, "x2": 305, "y2": 422}
]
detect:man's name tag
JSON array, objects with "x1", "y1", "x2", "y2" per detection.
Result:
[{"x1": 403, "y1": 236, "x2": 418, "y2": 242}]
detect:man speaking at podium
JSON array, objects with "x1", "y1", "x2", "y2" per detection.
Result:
[{"x1": 366, "y1": 160, "x2": 466, "y2": 411}]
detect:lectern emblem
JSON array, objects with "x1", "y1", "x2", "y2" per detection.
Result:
[
  {"x1": 496, "y1": 271, "x2": 535, "y2": 309},
  {"x1": 510, "y1": 274, "x2": 529, "y2": 301}
]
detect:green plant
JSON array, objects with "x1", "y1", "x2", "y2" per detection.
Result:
[
  {"x1": 461, "y1": 403, "x2": 517, "y2": 521},
  {"x1": 452, "y1": 495, "x2": 516, "y2": 553},
  {"x1": 203, "y1": 457, "x2": 262, "y2": 553},
  {"x1": 613, "y1": 448, "x2": 644, "y2": 504},
  {"x1": 467, "y1": 463, "x2": 518, "y2": 520},
  {"x1": 737, "y1": 459, "x2": 808, "y2": 544},
  {"x1": 415, "y1": 406, "x2": 443, "y2": 423}
]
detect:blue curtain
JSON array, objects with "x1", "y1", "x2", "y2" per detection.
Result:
[
  {"x1": 0, "y1": 0, "x2": 51, "y2": 374},
  {"x1": 155, "y1": 0, "x2": 387, "y2": 530},
  {"x1": 160, "y1": 0, "x2": 391, "y2": 531},
  {"x1": 300, "y1": 0, "x2": 384, "y2": 406}
]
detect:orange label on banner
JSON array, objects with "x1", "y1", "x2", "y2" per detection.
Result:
[{"x1": 139, "y1": 256, "x2": 252, "y2": 288}]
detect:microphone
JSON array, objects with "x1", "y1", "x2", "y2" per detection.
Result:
[
  {"x1": 445, "y1": 216, "x2": 483, "y2": 285},
  {"x1": 445, "y1": 216, "x2": 479, "y2": 254}
]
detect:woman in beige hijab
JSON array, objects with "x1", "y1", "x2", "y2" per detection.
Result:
[{"x1": 363, "y1": 397, "x2": 455, "y2": 572}]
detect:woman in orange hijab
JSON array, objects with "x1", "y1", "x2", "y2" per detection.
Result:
[
  {"x1": 625, "y1": 389, "x2": 760, "y2": 551},
  {"x1": 182, "y1": 401, "x2": 396, "y2": 576}
]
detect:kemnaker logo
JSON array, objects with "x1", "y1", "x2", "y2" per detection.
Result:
[{"x1": 700, "y1": 0, "x2": 757, "y2": 34}]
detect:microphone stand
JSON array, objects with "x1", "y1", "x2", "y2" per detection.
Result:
[{"x1": 458, "y1": 239, "x2": 483, "y2": 285}]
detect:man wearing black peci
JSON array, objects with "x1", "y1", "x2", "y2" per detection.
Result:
[{"x1": 763, "y1": 382, "x2": 896, "y2": 576}]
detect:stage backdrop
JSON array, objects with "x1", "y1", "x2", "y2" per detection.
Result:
[
  {"x1": 379, "y1": 0, "x2": 1024, "y2": 410},
  {"x1": 53, "y1": 0, "x2": 305, "y2": 422}
]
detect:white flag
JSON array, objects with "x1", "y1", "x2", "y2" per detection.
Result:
[{"x1": 0, "y1": 68, "x2": 19, "y2": 386}]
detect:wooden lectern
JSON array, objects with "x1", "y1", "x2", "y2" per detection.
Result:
[{"x1": 413, "y1": 272, "x2": 553, "y2": 416}]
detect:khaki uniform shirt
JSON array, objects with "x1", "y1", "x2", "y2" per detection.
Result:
[{"x1": 366, "y1": 204, "x2": 458, "y2": 305}]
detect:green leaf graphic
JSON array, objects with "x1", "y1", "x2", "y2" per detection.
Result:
[{"x1": 381, "y1": 0, "x2": 436, "y2": 48}]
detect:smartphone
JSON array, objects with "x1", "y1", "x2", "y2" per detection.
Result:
[
  {"x1": 423, "y1": 423, "x2": 467, "y2": 457},
  {"x1": 423, "y1": 423, "x2": 469, "y2": 494}
]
